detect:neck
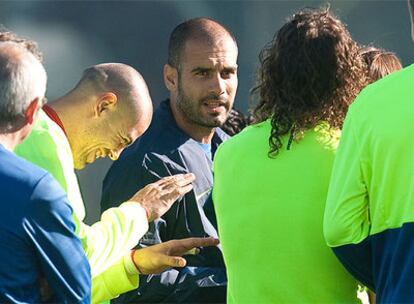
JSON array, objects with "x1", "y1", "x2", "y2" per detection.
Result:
[
  {"x1": 0, "y1": 132, "x2": 24, "y2": 151},
  {"x1": 46, "y1": 91, "x2": 84, "y2": 158},
  {"x1": 47, "y1": 90, "x2": 81, "y2": 139},
  {"x1": 170, "y1": 100, "x2": 215, "y2": 144}
]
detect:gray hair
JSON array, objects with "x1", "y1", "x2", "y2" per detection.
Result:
[{"x1": 0, "y1": 41, "x2": 47, "y2": 132}]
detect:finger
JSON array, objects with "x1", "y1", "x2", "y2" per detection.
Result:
[
  {"x1": 161, "y1": 181, "x2": 194, "y2": 196},
  {"x1": 160, "y1": 173, "x2": 195, "y2": 189},
  {"x1": 176, "y1": 184, "x2": 193, "y2": 195},
  {"x1": 154, "y1": 175, "x2": 177, "y2": 186},
  {"x1": 159, "y1": 255, "x2": 187, "y2": 268},
  {"x1": 169, "y1": 237, "x2": 219, "y2": 255}
]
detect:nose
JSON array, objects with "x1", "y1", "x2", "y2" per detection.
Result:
[{"x1": 209, "y1": 73, "x2": 226, "y2": 96}]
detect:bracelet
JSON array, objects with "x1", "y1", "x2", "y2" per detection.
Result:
[{"x1": 130, "y1": 249, "x2": 144, "y2": 274}]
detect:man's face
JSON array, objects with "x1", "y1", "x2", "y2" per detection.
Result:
[
  {"x1": 174, "y1": 37, "x2": 238, "y2": 128},
  {"x1": 73, "y1": 114, "x2": 145, "y2": 170}
]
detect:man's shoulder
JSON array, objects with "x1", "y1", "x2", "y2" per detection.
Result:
[
  {"x1": 0, "y1": 148, "x2": 51, "y2": 196},
  {"x1": 352, "y1": 64, "x2": 414, "y2": 110},
  {"x1": 219, "y1": 121, "x2": 267, "y2": 150},
  {"x1": 15, "y1": 109, "x2": 67, "y2": 156}
]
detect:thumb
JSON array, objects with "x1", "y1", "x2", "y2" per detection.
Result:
[{"x1": 160, "y1": 255, "x2": 187, "y2": 268}]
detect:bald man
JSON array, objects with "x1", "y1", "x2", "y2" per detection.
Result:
[
  {"x1": 102, "y1": 17, "x2": 238, "y2": 303},
  {"x1": 13, "y1": 56, "x2": 215, "y2": 302},
  {"x1": 0, "y1": 41, "x2": 90, "y2": 302}
]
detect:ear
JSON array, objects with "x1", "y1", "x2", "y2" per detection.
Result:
[
  {"x1": 95, "y1": 92, "x2": 118, "y2": 117},
  {"x1": 163, "y1": 64, "x2": 178, "y2": 92},
  {"x1": 25, "y1": 97, "x2": 41, "y2": 125}
]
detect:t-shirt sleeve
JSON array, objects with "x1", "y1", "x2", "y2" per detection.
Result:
[
  {"x1": 324, "y1": 111, "x2": 370, "y2": 247},
  {"x1": 25, "y1": 173, "x2": 91, "y2": 303}
]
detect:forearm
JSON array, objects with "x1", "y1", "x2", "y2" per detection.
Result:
[
  {"x1": 79, "y1": 202, "x2": 148, "y2": 278},
  {"x1": 91, "y1": 254, "x2": 139, "y2": 303}
]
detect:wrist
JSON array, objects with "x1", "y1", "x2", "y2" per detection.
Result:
[
  {"x1": 137, "y1": 203, "x2": 151, "y2": 221},
  {"x1": 130, "y1": 249, "x2": 145, "y2": 274}
]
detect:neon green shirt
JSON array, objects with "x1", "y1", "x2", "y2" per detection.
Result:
[
  {"x1": 15, "y1": 110, "x2": 148, "y2": 303},
  {"x1": 213, "y1": 120, "x2": 359, "y2": 303},
  {"x1": 324, "y1": 65, "x2": 414, "y2": 246}
]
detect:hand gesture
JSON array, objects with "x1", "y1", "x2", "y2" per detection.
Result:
[
  {"x1": 129, "y1": 173, "x2": 195, "y2": 222},
  {"x1": 131, "y1": 237, "x2": 219, "y2": 275}
]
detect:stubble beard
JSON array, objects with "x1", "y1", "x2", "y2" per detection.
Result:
[{"x1": 176, "y1": 82, "x2": 230, "y2": 128}]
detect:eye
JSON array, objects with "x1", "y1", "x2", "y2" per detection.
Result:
[
  {"x1": 196, "y1": 70, "x2": 209, "y2": 77},
  {"x1": 221, "y1": 68, "x2": 236, "y2": 79}
]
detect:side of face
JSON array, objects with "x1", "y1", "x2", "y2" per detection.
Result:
[
  {"x1": 73, "y1": 93, "x2": 149, "y2": 170},
  {"x1": 166, "y1": 35, "x2": 238, "y2": 129}
]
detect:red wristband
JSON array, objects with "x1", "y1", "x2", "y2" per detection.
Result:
[{"x1": 130, "y1": 250, "x2": 144, "y2": 274}]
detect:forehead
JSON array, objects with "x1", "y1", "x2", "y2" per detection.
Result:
[{"x1": 180, "y1": 37, "x2": 238, "y2": 68}]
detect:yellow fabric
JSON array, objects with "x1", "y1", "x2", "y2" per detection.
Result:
[{"x1": 91, "y1": 257, "x2": 139, "y2": 304}]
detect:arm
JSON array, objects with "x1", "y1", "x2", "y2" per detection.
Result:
[
  {"x1": 82, "y1": 173, "x2": 195, "y2": 277},
  {"x1": 27, "y1": 174, "x2": 91, "y2": 303},
  {"x1": 324, "y1": 113, "x2": 370, "y2": 245},
  {"x1": 323, "y1": 111, "x2": 373, "y2": 288},
  {"x1": 90, "y1": 237, "x2": 219, "y2": 303}
]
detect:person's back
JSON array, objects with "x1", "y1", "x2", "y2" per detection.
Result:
[
  {"x1": 213, "y1": 121, "x2": 358, "y2": 303},
  {"x1": 0, "y1": 145, "x2": 90, "y2": 302},
  {"x1": 325, "y1": 64, "x2": 414, "y2": 301},
  {"x1": 212, "y1": 8, "x2": 368, "y2": 303}
]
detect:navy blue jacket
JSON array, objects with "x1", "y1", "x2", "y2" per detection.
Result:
[
  {"x1": 101, "y1": 99, "x2": 228, "y2": 303},
  {"x1": 0, "y1": 144, "x2": 90, "y2": 303}
]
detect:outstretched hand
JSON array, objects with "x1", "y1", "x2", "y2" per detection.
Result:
[
  {"x1": 131, "y1": 237, "x2": 220, "y2": 275},
  {"x1": 129, "y1": 173, "x2": 195, "y2": 222}
]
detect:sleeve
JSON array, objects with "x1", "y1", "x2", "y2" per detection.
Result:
[
  {"x1": 323, "y1": 111, "x2": 374, "y2": 289},
  {"x1": 26, "y1": 173, "x2": 91, "y2": 303},
  {"x1": 78, "y1": 202, "x2": 148, "y2": 278},
  {"x1": 90, "y1": 255, "x2": 139, "y2": 304},
  {"x1": 323, "y1": 111, "x2": 370, "y2": 247}
]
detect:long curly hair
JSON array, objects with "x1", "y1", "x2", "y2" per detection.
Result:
[{"x1": 252, "y1": 8, "x2": 368, "y2": 156}]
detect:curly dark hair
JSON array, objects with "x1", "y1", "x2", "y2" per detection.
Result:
[
  {"x1": 251, "y1": 8, "x2": 368, "y2": 156},
  {"x1": 0, "y1": 29, "x2": 43, "y2": 61}
]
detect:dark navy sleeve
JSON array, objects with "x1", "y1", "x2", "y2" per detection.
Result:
[{"x1": 25, "y1": 173, "x2": 91, "y2": 303}]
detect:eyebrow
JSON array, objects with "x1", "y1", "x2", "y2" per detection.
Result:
[
  {"x1": 191, "y1": 67, "x2": 211, "y2": 74},
  {"x1": 191, "y1": 65, "x2": 238, "y2": 74},
  {"x1": 223, "y1": 66, "x2": 238, "y2": 72}
]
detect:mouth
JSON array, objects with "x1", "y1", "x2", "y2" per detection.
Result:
[{"x1": 202, "y1": 100, "x2": 227, "y2": 113}]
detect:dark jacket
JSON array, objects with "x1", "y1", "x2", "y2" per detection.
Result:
[{"x1": 101, "y1": 99, "x2": 228, "y2": 303}]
